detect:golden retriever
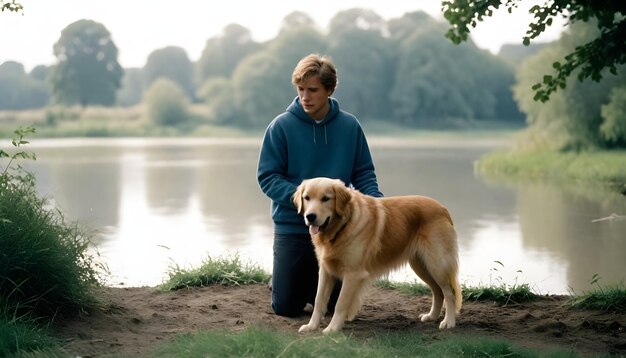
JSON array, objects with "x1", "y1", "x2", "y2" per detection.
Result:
[{"x1": 293, "y1": 177, "x2": 461, "y2": 333}]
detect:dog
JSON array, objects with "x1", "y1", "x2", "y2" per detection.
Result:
[{"x1": 293, "y1": 177, "x2": 461, "y2": 333}]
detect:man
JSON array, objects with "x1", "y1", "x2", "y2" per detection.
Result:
[{"x1": 257, "y1": 53, "x2": 383, "y2": 317}]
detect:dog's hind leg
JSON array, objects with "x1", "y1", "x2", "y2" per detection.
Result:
[
  {"x1": 409, "y1": 256, "x2": 444, "y2": 323},
  {"x1": 299, "y1": 268, "x2": 335, "y2": 333},
  {"x1": 323, "y1": 270, "x2": 369, "y2": 333}
]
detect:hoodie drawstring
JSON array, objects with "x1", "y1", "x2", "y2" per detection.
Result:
[{"x1": 312, "y1": 124, "x2": 328, "y2": 146}]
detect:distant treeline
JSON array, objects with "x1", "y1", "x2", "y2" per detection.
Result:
[
  {"x1": 2, "y1": 8, "x2": 625, "y2": 149},
  {"x1": 0, "y1": 9, "x2": 530, "y2": 128}
]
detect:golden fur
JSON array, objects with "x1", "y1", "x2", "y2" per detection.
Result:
[{"x1": 293, "y1": 177, "x2": 462, "y2": 333}]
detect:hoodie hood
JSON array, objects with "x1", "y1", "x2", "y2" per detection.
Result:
[
  {"x1": 286, "y1": 96, "x2": 340, "y2": 126},
  {"x1": 286, "y1": 96, "x2": 339, "y2": 145}
]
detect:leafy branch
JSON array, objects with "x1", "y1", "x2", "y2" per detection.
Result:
[
  {"x1": 1, "y1": 126, "x2": 37, "y2": 176},
  {"x1": 0, "y1": 0, "x2": 23, "y2": 13},
  {"x1": 442, "y1": 0, "x2": 626, "y2": 102}
]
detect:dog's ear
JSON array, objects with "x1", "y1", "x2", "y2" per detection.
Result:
[
  {"x1": 333, "y1": 181, "x2": 351, "y2": 216},
  {"x1": 293, "y1": 182, "x2": 305, "y2": 214}
]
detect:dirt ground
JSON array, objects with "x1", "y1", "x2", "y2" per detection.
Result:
[{"x1": 53, "y1": 284, "x2": 625, "y2": 357}]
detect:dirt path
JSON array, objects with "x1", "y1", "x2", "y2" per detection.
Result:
[{"x1": 53, "y1": 284, "x2": 625, "y2": 357}]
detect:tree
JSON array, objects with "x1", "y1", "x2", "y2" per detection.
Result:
[
  {"x1": 143, "y1": 46, "x2": 195, "y2": 100},
  {"x1": 0, "y1": 61, "x2": 49, "y2": 110},
  {"x1": 600, "y1": 86, "x2": 626, "y2": 147},
  {"x1": 196, "y1": 24, "x2": 260, "y2": 82},
  {"x1": 231, "y1": 12, "x2": 326, "y2": 126},
  {"x1": 116, "y1": 68, "x2": 143, "y2": 107},
  {"x1": 50, "y1": 19, "x2": 123, "y2": 107},
  {"x1": 197, "y1": 77, "x2": 241, "y2": 124},
  {"x1": 143, "y1": 78, "x2": 190, "y2": 127},
  {"x1": 442, "y1": 0, "x2": 626, "y2": 102},
  {"x1": 513, "y1": 22, "x2": 626, "y2": 150},
  {"x1": 327, "y1": 8, "x2": 394, "y2": 120},
  {"x1": 388, "y1": 12, "x2": 520, "y2": 125}
]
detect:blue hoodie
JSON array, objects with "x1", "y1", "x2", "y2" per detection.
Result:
[{"x1": 257, "y1": 96, "x2": 383, "y2": 235}]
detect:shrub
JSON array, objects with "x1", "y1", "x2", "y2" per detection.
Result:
[
  {"x1": 0, "y1": 127, "x2": 104, "y2": 320},
  {"x1": 143, "y1": 78, "x2": 190, "y2": 127}
]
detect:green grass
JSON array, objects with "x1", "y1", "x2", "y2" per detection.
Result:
[
  {"x1": 0, "y1": 106, "x2": 522, "y2": 139},
  {"x1": 374, "y1": 279, "x2": 432, "y2": 295},
  {"x1": 571, "y1": 286, "x2": 626, "y2": 312},
  {"x1": 463, "y1": 283, "x2": 538, "y2": 306},
  {"x1": 570, "y1": 275, "x2": 626, "y2": 313},
  {"x1": 159, "y1": 254, "x2": 271, "y2": 291},
  {"x1": 1, "y1": 128, "x2": 104, "y2": 357},
  {"x1": 0, "y1": 172, "x2": 104, "y2": 319},
  {"x1": 0, "y1": 313, "x2": 60, "y2": 357},
  {"x1": 153, "y1": 324, "x2": 580, "y2": 358},
  {"x1": 477, "y1": 149, "x2": 626, "y2": 193}
]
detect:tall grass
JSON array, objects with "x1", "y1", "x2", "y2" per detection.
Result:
[
  {"x1": 1, "y1": 127, "x2": 104, "y2": 356},
  {"x1": 159, "y1": 255, "x2": 271, "y2": 291},
  {"x1": 0, "y1": 312, "x2": 59, "y2": 357},
  {"x1": 0, "y1": 175, "x2": 103, "y2": 318},
  {"x1": 570, "y1": 274, "x2": 626, "y2": 313}
]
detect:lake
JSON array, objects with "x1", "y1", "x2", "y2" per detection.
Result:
[{"x1": 7, "y1": 137, "x2": 626, "y2": 294}]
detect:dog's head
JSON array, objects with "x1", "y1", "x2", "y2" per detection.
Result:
[{"x1": 293, "y1": 177, "x2": 351, "y2": 236}]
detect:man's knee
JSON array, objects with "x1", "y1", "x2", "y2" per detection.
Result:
[{"x1": 272, "y1": 300, "x2": 304, "y2": 318}]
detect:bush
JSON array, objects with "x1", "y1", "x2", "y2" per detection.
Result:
[
  {"x1": 0, "y1": 127, "x2": 104, "y2": 320},
  {"x1": 143, "y1": 78, "x2": 191, "y2": 127}
]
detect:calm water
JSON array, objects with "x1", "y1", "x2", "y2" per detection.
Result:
[{"x1": 7, "y1": 137, "x2": 626, "y2": 294}]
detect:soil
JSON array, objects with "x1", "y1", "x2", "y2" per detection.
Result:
[{"x1": 53, "y1": 284, "x2": 626, "y2": 357}]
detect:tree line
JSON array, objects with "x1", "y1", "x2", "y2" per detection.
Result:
[
  {"x1": 1, "y1": 7, "x2": 625, "y2": 149},
  {"x1": 0, "y1": 9, "x2": 524, "y2": 128}
]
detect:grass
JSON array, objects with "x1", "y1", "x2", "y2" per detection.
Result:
[
  {"x1": 0, "y1": 313, "x2": 60, "y2": 357},
  {"x1": 4, "y1": 250, "x2": 623, "y2": 357},
  {"x1": 374, "y1": 279, "x2": 432, "y2": 295},
  {"x1": 159, "y1": 254, "x2": 271, "y2": 291},
  {"x1": 1, "y1": 128, "x2": 104, "y2": 357},
  {"x1": 477, "y1": 149, "x2": 626, "y2": 193},
  {"x1": 153, "y1": 324, "x2": 580, "y2": 358},
  {"x1": 0, "y1": 106, "x2": 523, "y2": 140},
  {"x1": 0, "y1": 105, "x2": 263, "y2": 139},
  {"x1": 570, "y1": 275, "x2": 626, "y2": 313},
  {"x1": 0, "y1": 170, "x2": 103, "y2": 319},
  {"x1": 463, "y1": 284, "x2": 538, "y2": 306}
]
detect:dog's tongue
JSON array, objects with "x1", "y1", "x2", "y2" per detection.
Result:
[{"x1": 309, "y1": 225, "x2": 320, "y2": 235}]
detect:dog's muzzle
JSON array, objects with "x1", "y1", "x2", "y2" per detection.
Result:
[{"x1": 306, "y1": 214, "x2": 330, "y2": 235}]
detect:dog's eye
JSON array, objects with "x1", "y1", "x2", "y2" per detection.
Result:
[
  {"x1": 322, "y1": 196, "x2": 330, "y2": 202},
  {"x1": 304, "y1": 195, "x2": 310, "y2": 201}
]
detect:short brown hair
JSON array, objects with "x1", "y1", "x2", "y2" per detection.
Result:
[{"x1": 291, "y1": 54, "x2": 338, "y2": 93}]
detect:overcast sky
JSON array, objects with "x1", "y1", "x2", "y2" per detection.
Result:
[{"x1": 1, "y1": 0, "x2": 566, "y2": 71}]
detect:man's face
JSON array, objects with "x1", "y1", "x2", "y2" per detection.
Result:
[{"x1": 296, "y1": 75, "x2": 333, "y2": 121}]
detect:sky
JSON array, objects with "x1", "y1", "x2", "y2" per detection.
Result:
[{"x1": 0, "y1": 0, "x2": 566, "y2": 72}]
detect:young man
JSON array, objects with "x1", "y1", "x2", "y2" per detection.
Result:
[{"x1": 257, "y1": 53, "x2": 383, "y2": 317}]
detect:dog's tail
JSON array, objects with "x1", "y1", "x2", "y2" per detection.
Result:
[{"x1": 450, "y1": 262, "x2": 462, "y2": 313}]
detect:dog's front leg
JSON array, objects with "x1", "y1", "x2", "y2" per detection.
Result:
[
  {"x1": 298, "y1": 268, "x2": 335, "y2": 333},
  {"x1": 323, "y1": 271, "x2": 368, "y2": 333}
]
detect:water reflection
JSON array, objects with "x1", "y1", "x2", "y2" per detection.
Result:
[{"x1": 12, "y1": 138, "x2": 624, "y2": 293}]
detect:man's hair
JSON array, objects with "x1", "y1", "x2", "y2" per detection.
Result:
[{"x1": 291, "y1": 54, "x2": 338, "y2": 93}]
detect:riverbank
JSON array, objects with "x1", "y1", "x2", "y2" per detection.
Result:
[
  {"x1": 53, "y1": 283, "x2": 625, "y2": 357},
  {"x1": 477, "y1": 149, "x2": 626, "y2": 195}
]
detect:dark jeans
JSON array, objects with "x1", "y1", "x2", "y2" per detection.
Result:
[{"x1": 271, "y1": 233, "x2": 341, "y2": 317}]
